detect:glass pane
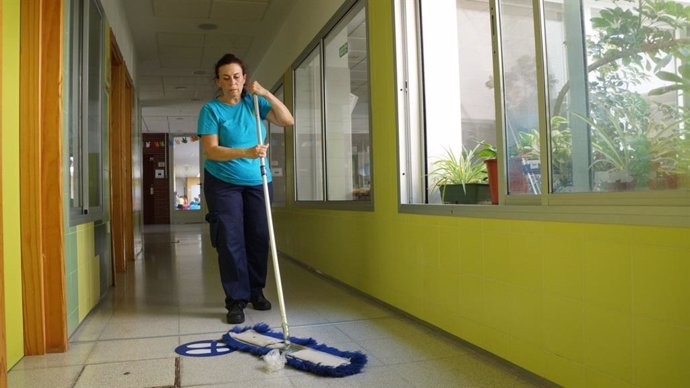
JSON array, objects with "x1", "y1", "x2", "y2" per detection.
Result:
[
  {"x1": 545, "y1": 0, "x2": 690, "y2": 193},
  {"x1": 497, "y1": 0, "x2": 541, "y2": 195},
  {"x1": 324, "y1": 5, "x2": 371, "y2": 201},
  {"x1": 269, "y1": 86, "x2": 287, "y2": 206},
  {"x1": 420, "y1": 0, "x2": 498, "y2": 204},
  {"x1": 294, "y1": 47, "x2": 324, "y2": 201},
  {"x1": 87, "y1": 0, "x2": 102, "y2": 208},
  {"x1": 173, "y1": 136, "x2": 202, "y2": 212},
  {"x1": 457, "y1": 0, "x2": 496, "y2": 148},
  {"x1": 69, "y1": 0, "x2": 83, "y2": 210}
]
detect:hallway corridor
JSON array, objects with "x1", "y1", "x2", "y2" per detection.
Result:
[{"x1": 8, "y1": 224, "x2": 553, "y2": 387}]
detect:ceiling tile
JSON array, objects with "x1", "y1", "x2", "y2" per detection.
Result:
[
  {"x1": 211, "y1": 0, "x2": 269, "y2": 22},
  {"x1": 205, "y1": 33, "x2": 253, "y2": 51},
  {"x1": 138, "y1": 76, "x2": 165, "y2": 93},
  {"x1": 163, "y1": 76, "x2": 197, "y2": 94},
  {"x1": 143, "y1": 116, "x2": 170, "y2": 132},
  {"x1": 152, "y1": 0, "x2": 212, "y2": 19},
  {"x1": 157, "y1": 32, "x2": 205, "y2": 48},
  {"x1": 159, "y1": 47, "x2": 203, "y2": 68},
  {"x1": 201, "y1": 44, "x2": 252, "y2": 72},
  {"x1": 168, "y1": 116, "x2": 198, "y2": 133}
]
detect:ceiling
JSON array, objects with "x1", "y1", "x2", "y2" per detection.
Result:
[
  {"x1": 121, "y1": 0, "x2": 369, "y2": 177},
  {"x1": 122, "y1": 0, "x2": 296, "y2": 135}
]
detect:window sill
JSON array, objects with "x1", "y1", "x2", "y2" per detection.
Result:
[{"x1": 399, "y1": 201, "x2": 690, "y2": 228}]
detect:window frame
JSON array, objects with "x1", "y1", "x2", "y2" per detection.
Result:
[{"x1": 68, "y1": 0, "x2": 105, "y2": 225}]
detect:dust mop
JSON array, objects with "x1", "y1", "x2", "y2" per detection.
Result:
[{"x1": 221, "y1": 94, "x2": 367, "y2": 377}]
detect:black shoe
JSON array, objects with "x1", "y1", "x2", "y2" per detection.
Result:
[
  {"x1": 250, "y1": 292, "x2": 272, "y2": 311},
  {"x1": 226, "y1": 301, "x2": 246, "y2": 324}
]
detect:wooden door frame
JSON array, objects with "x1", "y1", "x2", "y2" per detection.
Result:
[
  {"x1": 19, "y1": 0, "x2": 67, "y2": 355},
  {"x1": 123, "y1": 77, "x2": 134, "y2": 264},
  {"x1": 109, "y1": 31, "x2": 134, "y2": 275}
]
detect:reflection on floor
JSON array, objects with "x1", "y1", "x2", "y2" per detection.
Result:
[{"x1": 8, "y1": 224, "x2": 556, "y2": 387}]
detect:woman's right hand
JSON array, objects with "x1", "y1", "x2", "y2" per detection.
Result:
[{"x1": 246, "y1": 144, "x2": 269, "y2": 159}]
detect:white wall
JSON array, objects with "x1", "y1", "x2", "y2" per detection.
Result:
[
  {"x1": 254, "y1": 0, "x2": 347, "y2": 86},
  {"x1": 421, "y1": 0, "x2": 463, "y2": 161},
  {"x1": 100, "y1": 0, "x2": 137, "y2": 79}
]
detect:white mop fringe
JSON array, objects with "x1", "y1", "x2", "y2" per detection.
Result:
[{"x1": 263, "y1": 348, "x2": 287, "y2": 372}]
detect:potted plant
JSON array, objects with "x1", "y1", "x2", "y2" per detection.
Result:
[
  {"x1": 476, "y1": 142, "x2": 498, "y2": 204},
  {"x1": 430, "y1": 144, "x2": 490, "y2": 204}
]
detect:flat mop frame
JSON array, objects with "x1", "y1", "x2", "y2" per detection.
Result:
[{"x1": 221, "y1": 94, "x2": 366, "y2": 377}]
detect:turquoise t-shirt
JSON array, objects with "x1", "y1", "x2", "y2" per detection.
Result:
[{"x1": 197, "y1": 94, "x2": 272, "y2": 185}]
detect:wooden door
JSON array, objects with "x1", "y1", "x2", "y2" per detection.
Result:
[{"x1": 142, "y1": 133, "x2": 171, "y2": 224}]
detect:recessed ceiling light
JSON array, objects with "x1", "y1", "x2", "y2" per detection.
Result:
[{"x1": 198, "y1": 23, "x2": 217, "y2": 31}]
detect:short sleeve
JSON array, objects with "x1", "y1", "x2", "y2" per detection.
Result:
[
  {"x1": 197, "y1": 104, "x2": 218, "y2": 136},
  {"x1": 258, "y1": 95, "x2": 272, "y2": 120}
]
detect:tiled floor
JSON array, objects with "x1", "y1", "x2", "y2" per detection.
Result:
[{"x1": 9, "y1": 224, "x2": 555, "y2": 387}]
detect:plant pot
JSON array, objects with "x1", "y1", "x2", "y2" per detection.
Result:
[
  {"x1": 648, "y1": 174, "x2": 680, "y2": 190},
  {"x1": 484, "y1": 159, "x2": 498, "y2": 204},
  {"x1": 440, "y1": 183, "x2": 491, "y2": 204},
  {"x1": 602, "y1": 180, "x2": 635, "y2": 192}
]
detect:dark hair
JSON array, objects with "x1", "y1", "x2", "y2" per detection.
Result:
[
  {"x1": 214, "y1": 53, "x2": 247, "y2": 79},
  {"x1": 214, "y1": 53, "x2": 247, "y2": 97}
]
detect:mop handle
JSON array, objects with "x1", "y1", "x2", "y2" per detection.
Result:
[{"x1": 253, "y1": 94, "x2": 291, "y2": 344}]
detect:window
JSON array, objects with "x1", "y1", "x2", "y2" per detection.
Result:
[
  {"x1": 293, "y1": 0, "x2": 372, "y2": 204},
  {"x1": 396, "y1": 0, "x2": 690, "y2": 214},
  {"x1": 397, "y1": 0, "x2": 497, "y2": 204},
  {"x1": 68, "y1": 0, "x2": 105, "y2": 223},
  {"x1": 268, "y1": 85, "x2": 287, "y2": 206},
  {"x1": 324, "y1": 4, "x2": 371, "y2": 201},
  {"x1": 542, "y1": 0, "x2": 690, "y2": 194},
  {"x1": 496, "y1": 0, "x2": 541, "y2": 196},
  {"x1": 294, "y1": 47, "x2": 324, "y2": 201}
]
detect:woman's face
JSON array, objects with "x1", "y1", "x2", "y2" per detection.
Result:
[{"x1": 216, "y1": 63, "x2": 246, "y2": 97}]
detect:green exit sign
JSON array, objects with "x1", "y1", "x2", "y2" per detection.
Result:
[{"x1": 339, "y1": 42, "x2": 348, "y2": 57}]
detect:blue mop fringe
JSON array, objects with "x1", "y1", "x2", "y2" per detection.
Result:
[{"x1": 222, "y1": 322, "x2": 367, "y2": 377}]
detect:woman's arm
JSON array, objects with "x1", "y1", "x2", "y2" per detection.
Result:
[
  {"x1": 246, "y1": 80, "x2": 295, "y2": 127},
  {"x1": 201, "y1": 134, "x2": 268, "y2": 161}
]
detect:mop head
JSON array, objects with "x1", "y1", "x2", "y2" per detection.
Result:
[{"x1": 222, "y1": 323, "x2": 367, "y2": 377}]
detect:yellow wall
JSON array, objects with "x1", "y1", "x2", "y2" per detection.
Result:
[
  {"x1": 2, "y1": 0, "x2": 24, "y2": 369},
  {"x1": 271, "y1": 1, "x2": 690, "y2": 387},
  {"x1": 76, "y1": 223, "x2": 99, "y2": 321}
]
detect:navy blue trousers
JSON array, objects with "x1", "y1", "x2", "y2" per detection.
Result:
[{"x1": 203, "y1": 169, "x2": 272, "y2": 309}]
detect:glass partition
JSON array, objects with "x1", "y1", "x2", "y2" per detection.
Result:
[
  {"x1": 294, "y1": 47, "x2": 324, "y2": 201},
  {"x1": 324, "y1": 3, "x2": 371, "y2": 201},
  {"x1": 497, "y1": 0, "x2": 541, "y2": 195}
]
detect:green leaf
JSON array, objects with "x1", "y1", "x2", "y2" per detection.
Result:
[
  {"x1": 653, "y1": 54, "x2": 673, "y2": 72},
  {"x1": 648, "y1": 84, "x2": 683, "y2": 96},
  {"x1": 679, "y1": 64, "x2": 690, "y2": 79},
  {"x1": 656, "y1": 71, "x2": 684, "y2": 83}
]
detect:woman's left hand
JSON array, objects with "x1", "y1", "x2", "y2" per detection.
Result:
[{"x1": 246, "y1": 80, "x2": 267, "y2": 97}]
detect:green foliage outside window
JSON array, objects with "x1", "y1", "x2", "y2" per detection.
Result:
[{"x1": 551, "y1": 0, "x2": 690, "y2": 191}]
